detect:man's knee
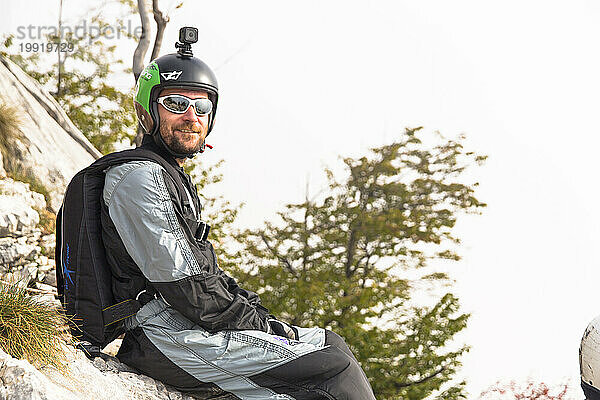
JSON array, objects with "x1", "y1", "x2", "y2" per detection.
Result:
[
  {"x1": 248, "y1": 339, "x2": 375, "y2": 400},
  {"x1": 318, "y1": 347, "x2": 375, "y2": 400},
  {"x1": 325, "y1": 329, "x2": 344, "y2": 346},
  {"x1": 325, "y1": 330, "x2": 354, "y2": 359}
]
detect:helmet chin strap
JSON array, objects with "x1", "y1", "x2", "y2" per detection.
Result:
[
  {"x1": 194, "y1": 139, "x2": 206, "y2": 156},
  {"x1": 195, "y1": 140, "x2": 213, "y2": 155}
]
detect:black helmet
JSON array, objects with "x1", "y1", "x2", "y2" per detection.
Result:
[{"x1": 134, "y1": 27, "x2": 218, "y2": 158}]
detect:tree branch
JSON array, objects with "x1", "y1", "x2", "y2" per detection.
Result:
[
  {"x1": 56, "y1": 0, "x2": 64, "y2": 97},
  {"x1": 360, "y1": 253, "x2": 373, "y2": 289},
  {"x1": 132, "y1": 0, "x2": 151, "y2": 82},
  {"x1": 344, "y1": 229, "x2": 357, "y2": 278},
  {"x1": 302, "y1": 183, "x2": 310, "y2": 274},
  {"x1": 260, "y1": 234, "x2": 298, "y2": 277},
  {"x1": 150, "y1": 0, "x2": 169, "y2": 61},
  {"x1": 394, "y1": 366, "x2": 446, "y2": 389}
]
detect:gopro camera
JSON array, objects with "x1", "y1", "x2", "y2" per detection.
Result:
[
  {"x1": 179, "y1": 27, "x2": 198, "y2": 44},
  {"x1": 176, "y1": 27, "x2": 198, "y2": 57}
]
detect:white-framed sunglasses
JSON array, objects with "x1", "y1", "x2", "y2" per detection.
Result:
[{"x1": 156, "y1": 94, "x2": 213, "y2": 116}]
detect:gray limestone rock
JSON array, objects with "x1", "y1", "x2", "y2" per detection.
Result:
[
  {"x1": 0, "y1": 345, "x2": 228, "y2": 400},
  {"x1": 0, "y1": 178, "x2": 46, "y2": 210},
  {"x1": 92, "y1": 357, "x2": 109, "y2": 372},
  {"x1": 0, "y1": 348, "x2": 79, "y2": 400},
  {"x1": 168, "y1": 392, "x2": 184, "y2": 400},
  {"x1": 41, "y1": 272, "x2": 57, "y2": 288},
  {"x1": 0, "y1": 346, "x2": 198, "y2": 400},
  {"x1": 2, "y1": 267, "x2": 36, "y2": 288},
  {"x1": 39, "y1": 234, "x2": 56, "y2": 258},
  {"x1": 0, "y1": 56, "x2": 101, "y2": 212},
  {"x1": 0, "y1": 237, "x2": 39, "y2": 270},
  {"x1": 0, "y1": 178, "x2": 47, "y2": 239},
  {"x1": 0, "y1": 198, "x2": 39, "y2": 237},
  {"x1": 39, "y1": 258, "x2": 57, "y2": 287}
]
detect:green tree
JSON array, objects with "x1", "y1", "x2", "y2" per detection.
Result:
[
  {"x1": 224, "y1": 127, "x2": 486, "y2": 399},
  {"x1": 184, "y1": 158, "x2": 244, "y2": 256}
]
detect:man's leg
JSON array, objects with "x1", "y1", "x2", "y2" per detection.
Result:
[
  {"x1": 323, "y1": 330, "x2": 357, "y2": 360},
  {"x1": 248, "y1": 329, "x2": 376, "y2": 400},
  {"x1": 119, "y1": 299, "x2": 375, "y2": 399},
  {"x1": 323, "y1": 330, "x2": 373, "y2": 391},
  {"x1": 119, "y1": 299, "x2": 331, "y2": 399},
  {"x1": 118, "y1": 328, "x2": 237, "y2": 398}
]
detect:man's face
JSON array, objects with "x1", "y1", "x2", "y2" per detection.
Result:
[{"x1": 157, "y1": 88, "x2": 210, "y2": 155}]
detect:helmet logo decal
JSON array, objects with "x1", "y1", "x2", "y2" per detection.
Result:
[
  {"x1": 140, "y1": 70, "x2": 153, "y2": 80},
  {"x1": 161, "y1": 70, "x2": 183, "y2": 81}
]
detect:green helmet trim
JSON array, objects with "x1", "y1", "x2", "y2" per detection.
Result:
[{"x1": 135, "y1": 61, "x2": 161, "y2": 114}]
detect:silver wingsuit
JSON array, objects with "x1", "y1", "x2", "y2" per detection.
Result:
[{"x1": 100, "y1": 144, "x2": 376, "y2": 400}]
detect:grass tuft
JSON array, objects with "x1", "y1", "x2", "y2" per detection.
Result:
[
  {"x1": 34, "y1": 207, "x2": 56, "y2": 235},
  {"x1": 0, "y1": 99, "x2": 22, "y2": 172},
  {"x1": 0, "y1": 281, "x2": 69, "y2": 371},
  {"x1": 7, "y1": 167, "x2": 52, "y2": 206}
]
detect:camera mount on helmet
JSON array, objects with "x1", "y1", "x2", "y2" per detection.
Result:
[{"x1": 175, "y1": 27, "x2": 198, "y2": 58}]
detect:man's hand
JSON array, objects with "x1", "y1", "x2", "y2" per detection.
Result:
[{"x1": 267, "y1": 318, "x2": 299, "y2": 341}]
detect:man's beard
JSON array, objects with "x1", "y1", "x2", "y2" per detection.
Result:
[{"x1": 159, "y1": 123, "x2": 205, "y2": 155}]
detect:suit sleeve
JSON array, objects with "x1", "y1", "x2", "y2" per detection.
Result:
[
  {"x1": 104, "y1": 162, "x2": 269, "y2": 332},
  {"x1": 212, "y1": 252, "x2": 261, "y2": 306},
  {"x1": 223, "y1": 275, "x2": 262, "y2": 306}
]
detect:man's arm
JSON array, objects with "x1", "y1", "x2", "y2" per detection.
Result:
[
  {"x1": 211, "y1": 251, "x2": 261, "y2": 306},
  {"x1": 103, "y1": 161, "x2": 269, "y2": 333}
]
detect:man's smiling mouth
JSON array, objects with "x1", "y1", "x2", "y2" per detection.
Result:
[{"x1": 175, "y1": 129, "x2": 199, "y2": 134}]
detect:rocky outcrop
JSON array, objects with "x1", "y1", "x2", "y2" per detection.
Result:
[
  {"x1": 0, "y1": 178, "x2": 46, "y2": 237},
  {"x1": 0, "y1": 347, "x2": 210, "y2": 400},
  {"x1": 0, "y1": 178, "x2": 54, "y2": 287},
  {"x1": 0, "y1": 55, "x2": 101, "y2": 212}
]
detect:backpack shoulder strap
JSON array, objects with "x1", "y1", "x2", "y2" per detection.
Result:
[{"x1": 89, "y1": 147, "x2": 192, "y2": 212}]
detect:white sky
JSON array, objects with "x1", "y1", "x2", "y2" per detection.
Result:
[{"x1": 3, "y1": 0, "x2": 600, "y2": 397}]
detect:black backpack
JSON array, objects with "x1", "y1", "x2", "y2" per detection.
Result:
[{"x1": 55, "y1": 146, "x2": 199, "y2": 355}]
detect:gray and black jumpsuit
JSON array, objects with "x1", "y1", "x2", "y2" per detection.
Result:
[{"x1": 100, "y1": 144, "x2": 376, "y2": 399}]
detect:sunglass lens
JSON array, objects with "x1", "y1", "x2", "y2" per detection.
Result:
[
  {"x1": 163, "y1": 96, "x2": 190, "y2": 113},
  {"x1": 193, "y1": 98, "x2": 213, "y2": 115}
]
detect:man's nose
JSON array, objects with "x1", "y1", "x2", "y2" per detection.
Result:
[{"x1": 181, "y1": 105, "x2": 198, "y2": 122}]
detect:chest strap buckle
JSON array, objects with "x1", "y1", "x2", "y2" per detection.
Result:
[{"x1": 195, "y1": 221, "x2": 211, "y2": 242}]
